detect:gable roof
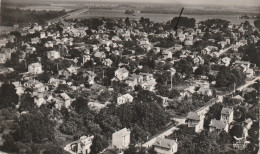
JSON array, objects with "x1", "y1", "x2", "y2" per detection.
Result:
[
  {"x1": 113, "y1": 128, "x2": 130, "y2": 137},
  {"x1": 187, "y1": 112, "x2": 200, "y2": 121},
  {"x1": 153, "y1": 137, "x2": 177, "y2": 149},
  {"x1": 221, "y1": 108, "x2": 233, "y2": 115},
  {"x1": 209, "y1": 119, "x2": 227, "y2": 130}
]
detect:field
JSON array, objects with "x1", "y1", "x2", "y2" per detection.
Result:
[
  {"x1": 69, "y1": 9, "x2": 256, "y2": 25},
  {"x1": 0, "y1": 26, "x2": 13, "y2": 36}
]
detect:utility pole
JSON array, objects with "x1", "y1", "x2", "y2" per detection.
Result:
[{"x1": 174, "y1": 8, "x2": 184, "y2": 32}]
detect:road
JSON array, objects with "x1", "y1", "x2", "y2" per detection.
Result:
[
  {"x1": 218, "y1": 45, "x2": 234, "y2": 57},
  {"x1": 47, "y1": 7, "x2": 89, "y2": 24},
  {"x1": 139, "y1": 76, "x2": 260, "y2": 149}
]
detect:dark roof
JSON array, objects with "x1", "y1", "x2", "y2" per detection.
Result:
[
  {"x1": 187, "y1": 112, "x2": 200, "y2": 121},
  {"x1": 221, "y1": 108, "x2": 233, "y2": 115},
  {"x1": 209, "y1": 119, "x2": 227, "y2": 130}
]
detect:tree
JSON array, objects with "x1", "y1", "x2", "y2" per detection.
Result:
[
  {"x1": 229, "y1": 124, "x2": 243, "y2": 139},
  {"x1": 125, "y1": 17, "x2": 130, "y2": 26},
  {"x1": 0, "y1": 83, "x2": 19, "y2": 109},
  {"x1": 204, "y1": 103, "x2": 223, "y2": 129},
  {"x1": 18, "y1": 94, "x2": 36, "y2": 112},
  {"x1": 253, "y1": 20, "x2": 260, "y2": 29},
  {"x1": 194, "y1": 65, "x2": 210, "y2": 76},
  {"x1": 71, "y1": 97, "x2": 89, "y2": 114},
  {"x1": 193, "y1": 130, "x2": 220, "y2": 154},
  {"x1": 55, "y1": 84, "x2": 71, "y2": 93},
  {"x1": 60, "y1": 121, "x2": 78, "y2": 135},
  {"x1": 14, "y1": 109, "x2": 55, "y2": 143},
  {"x1": 36, "y1": 72, "x2": 51, "y2": 83},
  {"x1": 90, "y1": 135, "x2": 108, "y2": 154}
]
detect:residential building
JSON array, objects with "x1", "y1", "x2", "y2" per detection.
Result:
[
  {"x1": 28, "y1": 62, "x2": 43, "y2": 74},
  {"x1": 220, "y1": 107, "x2": 234, "y2": 124},
  {"x1": 186, "y1": 112, "x2": 204, "y2": 133},
  {"x1": 115, "y1": 67, "x2": 129, "y2": 81},
  {"x1": 112, "y1": 128, "x2": 131, "y2": 149},
  {"x1": 153, "y1": 137, "x2": 178, "y2": 154},
  {"x1": 47, "y1": 50, "x2": 60, "y2": 60},
  {"x1": 209, "y1": 119, "x2": 229, "y2": 133},
  {"x1": 64, "y1": 135, "x2": 94, "y2": 154},
  {"x1": 117, "y1": 93, "x2": 133, "y2": 105}
]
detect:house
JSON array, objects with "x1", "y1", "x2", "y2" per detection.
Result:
[
  {"x1": 57, "y1": 93, "x2": 73, "y2": 109},
  {"x1": 28, "y1": 62, "x2": 43, "y2": 74},
  {"x1": 233, "y1": 60, "x2": 250, "y2": 72},
  {"x1": 47, "y1": 50, "x2": 60, "y2": 60},
  {"x1": 197, "y1": 87, "x2": 213, "y2": 96},
  {"x1": 40, "y1": 32, "x2": 46, "y2": 38},
  {"x1": 186, "y1": 112, "x2": 204, "y2": 133},
  {"x1": 209, "y1": 119, "x2": 229, "y2": 133},
  {"x1": 174, "y1": 44, "x2": 182, "y2": 51},
  {"x1": 94, "y1": 51, "x2": 106, "y2": 60},
  {"x1": 12, "y1": 81, "x2": 24, "y2": 96},
  {"x1": 26, "y1": 46, "x2": 36, "y2": 54},
  {"x1": 162, "y1": 50, "x2": 172, "y2": 59},
  {"x1": 112, "y1": 128, "x2": 131, "y2": 149},
  {"x1": 193, "y1": 56, "x2": 204, "y2": 66},
  {"x1": 153, "y1": 137, "x2": 178, "y2": 154},
  {"x1": 45, "y1": 41, "x2": 54, "y2": 48},
  {"x1": 64, "y1": 135, "x2": 94, "y2": 154},
  {"x1": 178, "y1": 33, "x2": 185, "y2": 42},
  {"x1": 246, "y1": 68, "x2": 255, "y2": 78},
  {"x1": 0, "y1": 39, "x2": 8, "y2": 47},
  {"x1": 115, "y1": 67, "x2": 129, "y2": 81},
  {"x1": 220, "y1": 107, "x2": 234, "y2": 124},
  {"x1": 83, "y1": 54, "x2": 91, "y2": 64},
  {"x1": 34, "y1": 92, "x2": 53, "y2": 107},
  {"x1": 83, "y1": 71, "x2": 96, "y2": 85},
  {"x1": 102, "y1": 58, "x2": 113, "y2": 67},
  {"x1": 0, "y1": 53, "x2": 7, "y2": 64},
  {"x1": 59, "y1": 66, "x2": 79, "y2": 78},
  {"x1": 220, "y1": 57, "x2": 231, "y2": 66},
  {"x1": 218, "y1": 41, "x2": 227, "y2": 48},
  {"x1": 233, "y1": 136, "x2": 250, "y2": 150},
  {"x1": 117, "y1": 93, "x2": 133, "y2": 105},
  {"x1": 48, "y1": 78, "x2": 66, "y2": 87},
  {"x1": 184, "y1": 40, "x2": 193, "y2": 46},
  {"x1": 201, "y1": 46, "x2": 218, "y2": 55},
  {"x1": 139, "y1": 73, "x2": 157, "y2": 92},
  {"x1": 31, "y1": 37, "x2": 40, "y2": 44},
  {"x1": 243, "y1": 118, "x2": 253, "y2": 130}
]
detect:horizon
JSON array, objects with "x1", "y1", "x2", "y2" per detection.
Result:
[{"x1": 2, "y1": 0, "x2": 260, "y2": 7}]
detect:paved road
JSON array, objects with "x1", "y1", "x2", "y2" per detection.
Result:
[{"x1": 139, "y1": 76, "x2": 260, "y2": 148}]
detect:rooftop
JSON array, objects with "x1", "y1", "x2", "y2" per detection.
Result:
[{"x1": 153, "y1": 137, "x2": 177, "y2": 149}]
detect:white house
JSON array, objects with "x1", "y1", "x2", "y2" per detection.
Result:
[
  {"x1": 64, "y1": 135, "x2": 94, "y2": 154},
  {"x1": 220, "y1": 107, "x2": 234, "y2": 124},
  {"x1": 115, "y1": 67, "x2": 129, "y2": 81},
  {"x1": 117, "y1": 94, "x2": 133, "y2": 105},
  {"x1": 162, "y1": 50, "x2": 172, "y2": 59},
  {"x1": 153, "y1": 137, "x2": 178, "y2": 154},
  {"x1": 47, "y1": 50, "x2": 60, "y2": 60},
  {"x1": 28, "y1": 62, "x2": 43, "y2": 74},
  {"x1": 186, "y1": 112, "x2": 204, "y2": 133},
  {"x1": 112, "y1": 128, "x2": 131, "y2": 149}
]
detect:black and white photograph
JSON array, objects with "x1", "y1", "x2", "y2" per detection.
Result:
[{"x1": 0, "y1": 0, "x2": 259, "y2": 153}]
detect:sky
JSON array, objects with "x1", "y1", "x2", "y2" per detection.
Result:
[
  {"x1": 100, "y1": 0, "x2": 260, "y2": 6},
  {"x1": 3, "y1": 0, "x2": 260, "y2": 7}
]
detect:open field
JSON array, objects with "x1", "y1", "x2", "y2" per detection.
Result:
[
  {"x1": 0, "y1": 26, "x2": 13, "y2": 36},
  {"x1": 68, "y1": 9, "x2": 256, "y2": 25}
]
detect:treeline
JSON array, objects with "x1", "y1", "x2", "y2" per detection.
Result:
[
  {"x1": 140, "y1": 8, "x2": 255, "y2": 16},
  {"x1": 1, "y1": 7, "x2": 67, "y2": 26},
  {"x1": 169, "y1": 17, "x2": 196, "y2": 29}
]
